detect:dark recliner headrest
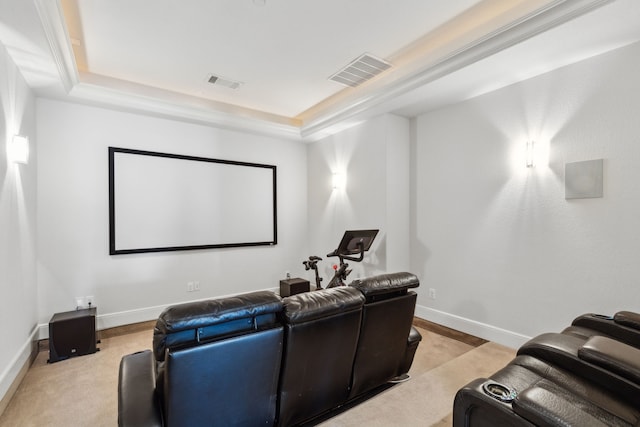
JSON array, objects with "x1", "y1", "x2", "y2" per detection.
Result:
[
  {"x1": 153, "y1": 290, "x2": 282, "y2": 361},
  {"x1": 517, "y1": 332, "x2": 640, "y2": 407},
  {"x1": 349, "y1": 272, "x2": 419, "y2": 299},
  {"x1": 614, "y1": 311, "x2": 640, "y2": 330},
  {"x1": 282, "y1": 287, "x2": 364, "y2": 324}
]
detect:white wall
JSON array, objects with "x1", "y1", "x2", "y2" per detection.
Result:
[
  {"x1": 306, "y1": 114, "x2": 410, "y2": 284},
  {"x1": 36, "y1": 99, "x2": 307, "y2": 331},
  {"x1": 0, "y1": 42, "x2": 38, "y2": 406},
  {"x1": 412, "y1": 40, "x2": 640, "y2": 348}
]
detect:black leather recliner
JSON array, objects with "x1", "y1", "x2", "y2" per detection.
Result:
[
  {"x1": 455, "y1": 354, "x2": 640, "y2": 426},
  {"x1": 277, "y1": 286, "x2": 365, "y2": 427},
  {"x1": 118, "y1": 272, "x2": 422, "y2": 427},
  {"x1": 348, "y1": 272, "x2": 421, "y2": 398},
  {"x1": 119, "y1": 290, "x2": 284, "y2": 427},
  {"x1": 453, "y1": 310, "x2": 640, "y2": 426}
]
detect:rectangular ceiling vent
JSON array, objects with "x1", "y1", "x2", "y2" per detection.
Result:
[
  {"x1": 329, "y1": 53, "x2": 392, "y2": 88},
  {"x1": 207, "y1": 74, "x2": 243, "y2": 90}
]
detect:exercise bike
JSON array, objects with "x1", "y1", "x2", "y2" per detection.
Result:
[{"x1": 303, "y1": 229, "x2": 379, "y2": 289}]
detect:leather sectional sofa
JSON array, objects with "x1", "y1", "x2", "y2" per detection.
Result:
[
  {"x1": 118, "y1": 272, "x2": 421, "y2": 426},
  {"x1": 454, "y1": 310, "x2": 640, "y2": 426}
]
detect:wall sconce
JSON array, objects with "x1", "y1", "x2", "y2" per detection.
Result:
[
  {"x1": 525, "y1": 140, "x2": 535, "y2": 168},
  {"x1": 8, "y1": 135, "x2": 29, "y2": 164},
  {"x1": 332, "y1": 172, "x2": 346, "y2": 190}
]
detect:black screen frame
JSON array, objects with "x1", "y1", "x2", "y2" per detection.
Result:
[{"x1": 108, "y1": 147, "x2": 277, "y2": 255}]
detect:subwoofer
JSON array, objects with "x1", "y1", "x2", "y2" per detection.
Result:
[{"x1": 48, "y1": 307, "x2": 98, "y2": 363}]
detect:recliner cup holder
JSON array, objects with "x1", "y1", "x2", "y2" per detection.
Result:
[{"x1": 482, "y1": 381, "x2": 517, "y2": 403}]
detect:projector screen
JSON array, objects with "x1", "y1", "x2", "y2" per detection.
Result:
[{"x1": 108, "y1": 147, "x2": 277, "y2": 255}]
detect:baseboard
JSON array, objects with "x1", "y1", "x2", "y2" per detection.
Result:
[
  {"x1": 33, "y1": 298, "x2": 529, "y2": 348},
  {"x1": 414, "y1": 304, "x2": 531, "y2": 349},
  {"x1": 0, "y1": 325, "x2": 39, "y2": 417},
  {"x1": 36, "y1": 287, "x2": 280, "y2": 340},
  {"x1": 36, "y1": 303, "x2": 166, "y2": 340},
  {"x1": 412, "y1": 317, "x2": 488, "y2": 347}
]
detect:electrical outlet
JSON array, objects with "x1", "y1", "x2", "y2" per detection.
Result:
[
  {"x1": 187, "y1": 282, "x2": 194, "y2": 292},
  {"x1": 194, "y1": 281, "x2": 200, "y2": 291},
  {"x1": 428, "y1": 288, "x2": 436, "y2": 299},
  {"x1": 75, "y1": 297, "x2": 85, "y2": 308},
  {"x1": 86, "y1": 296, "x2": 95, "y2": 307}
]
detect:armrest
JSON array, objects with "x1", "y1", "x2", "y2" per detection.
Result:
[
  {"x1": 513, "y1": 381, "x2": 611, "y2": 427},
  {"x1": 398, "y1": 326, "x2": 422, "y2": 375},
  {"x1": 578, "y1": 336, "x2": 640, "y2": 384},
  {"x1": 408, "y1": 325, "x2": 422, "y2": 345},
  {"x1": 118, "y1": 350, "x2": 163, "y2": 427},
  {"x1": 453, "y1": 378, "x2": 536, "y2": 427}
]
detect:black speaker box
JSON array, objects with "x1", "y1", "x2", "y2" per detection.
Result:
[
  {"x1": 48, "y1": 307, "x2": 98, "y2": 363},
  {"x1": 279, "y1": 278, "x2": 310, "y2": 297}
]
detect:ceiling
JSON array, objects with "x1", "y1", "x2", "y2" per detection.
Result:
[{"x1": 2, "y1": 0, "x2": 640, "y2": 140}]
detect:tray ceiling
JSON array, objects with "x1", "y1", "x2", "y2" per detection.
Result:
[{"x1": 2, "y1": 0, "x2": 640, "y2": 140}]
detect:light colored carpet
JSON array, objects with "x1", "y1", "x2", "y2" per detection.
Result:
[
  {"x1": 0, "y1": 327, "x2": 515, "y2": 427},
  {"x1": 318, "y1": 336, "x2": 515, "y2": 427},
  {"x1": 0, "y1": 330, "x2": 150, "y2": 427}
]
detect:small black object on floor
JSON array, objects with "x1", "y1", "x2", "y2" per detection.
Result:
[{"x1": 48, "y1": 307, "x2": 99, "y2": 363}]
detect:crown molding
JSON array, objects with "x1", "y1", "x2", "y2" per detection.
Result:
[
  {"x1": 34, "y1": 0, "x2": 79, "y2": 92},
  {"x1": 299, "y1": 0, "x2": 613, "y2": 139},
  {"x1": 71, "y1": 79, "x2": 303, "y2": 140},
  {"x1": 35, "y1": 0, "x2": 613, "y2": 142}
]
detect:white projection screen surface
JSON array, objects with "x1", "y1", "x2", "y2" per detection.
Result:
[{"x1": 109, "y1": 147, "x2": 277, "y2": 255}]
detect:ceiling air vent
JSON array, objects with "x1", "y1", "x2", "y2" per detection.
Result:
[
  {"x1": 329, "y1": 53, "x2": 392, "y2": 88},
  {"x1": 207, "y1": 74, "x2": 243, "y2": 90}
]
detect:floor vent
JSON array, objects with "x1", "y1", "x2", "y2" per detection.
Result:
[
  {"x1": 207, "y1": 74, "x2": 243, "y2": 89},
  {"x1": 329, "y1": 53, "x2": 392, "y2": 88}
]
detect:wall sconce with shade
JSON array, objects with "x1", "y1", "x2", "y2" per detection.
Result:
[
  {"x1": 8, "y1": 135, "x2": 29, "y2": 164},
  {"x1": 525, "y1": 140, "x2": 535, "y2": 168},
  {"x1": 332, "y1": 172, "x2": 346, "y2": 190}
]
